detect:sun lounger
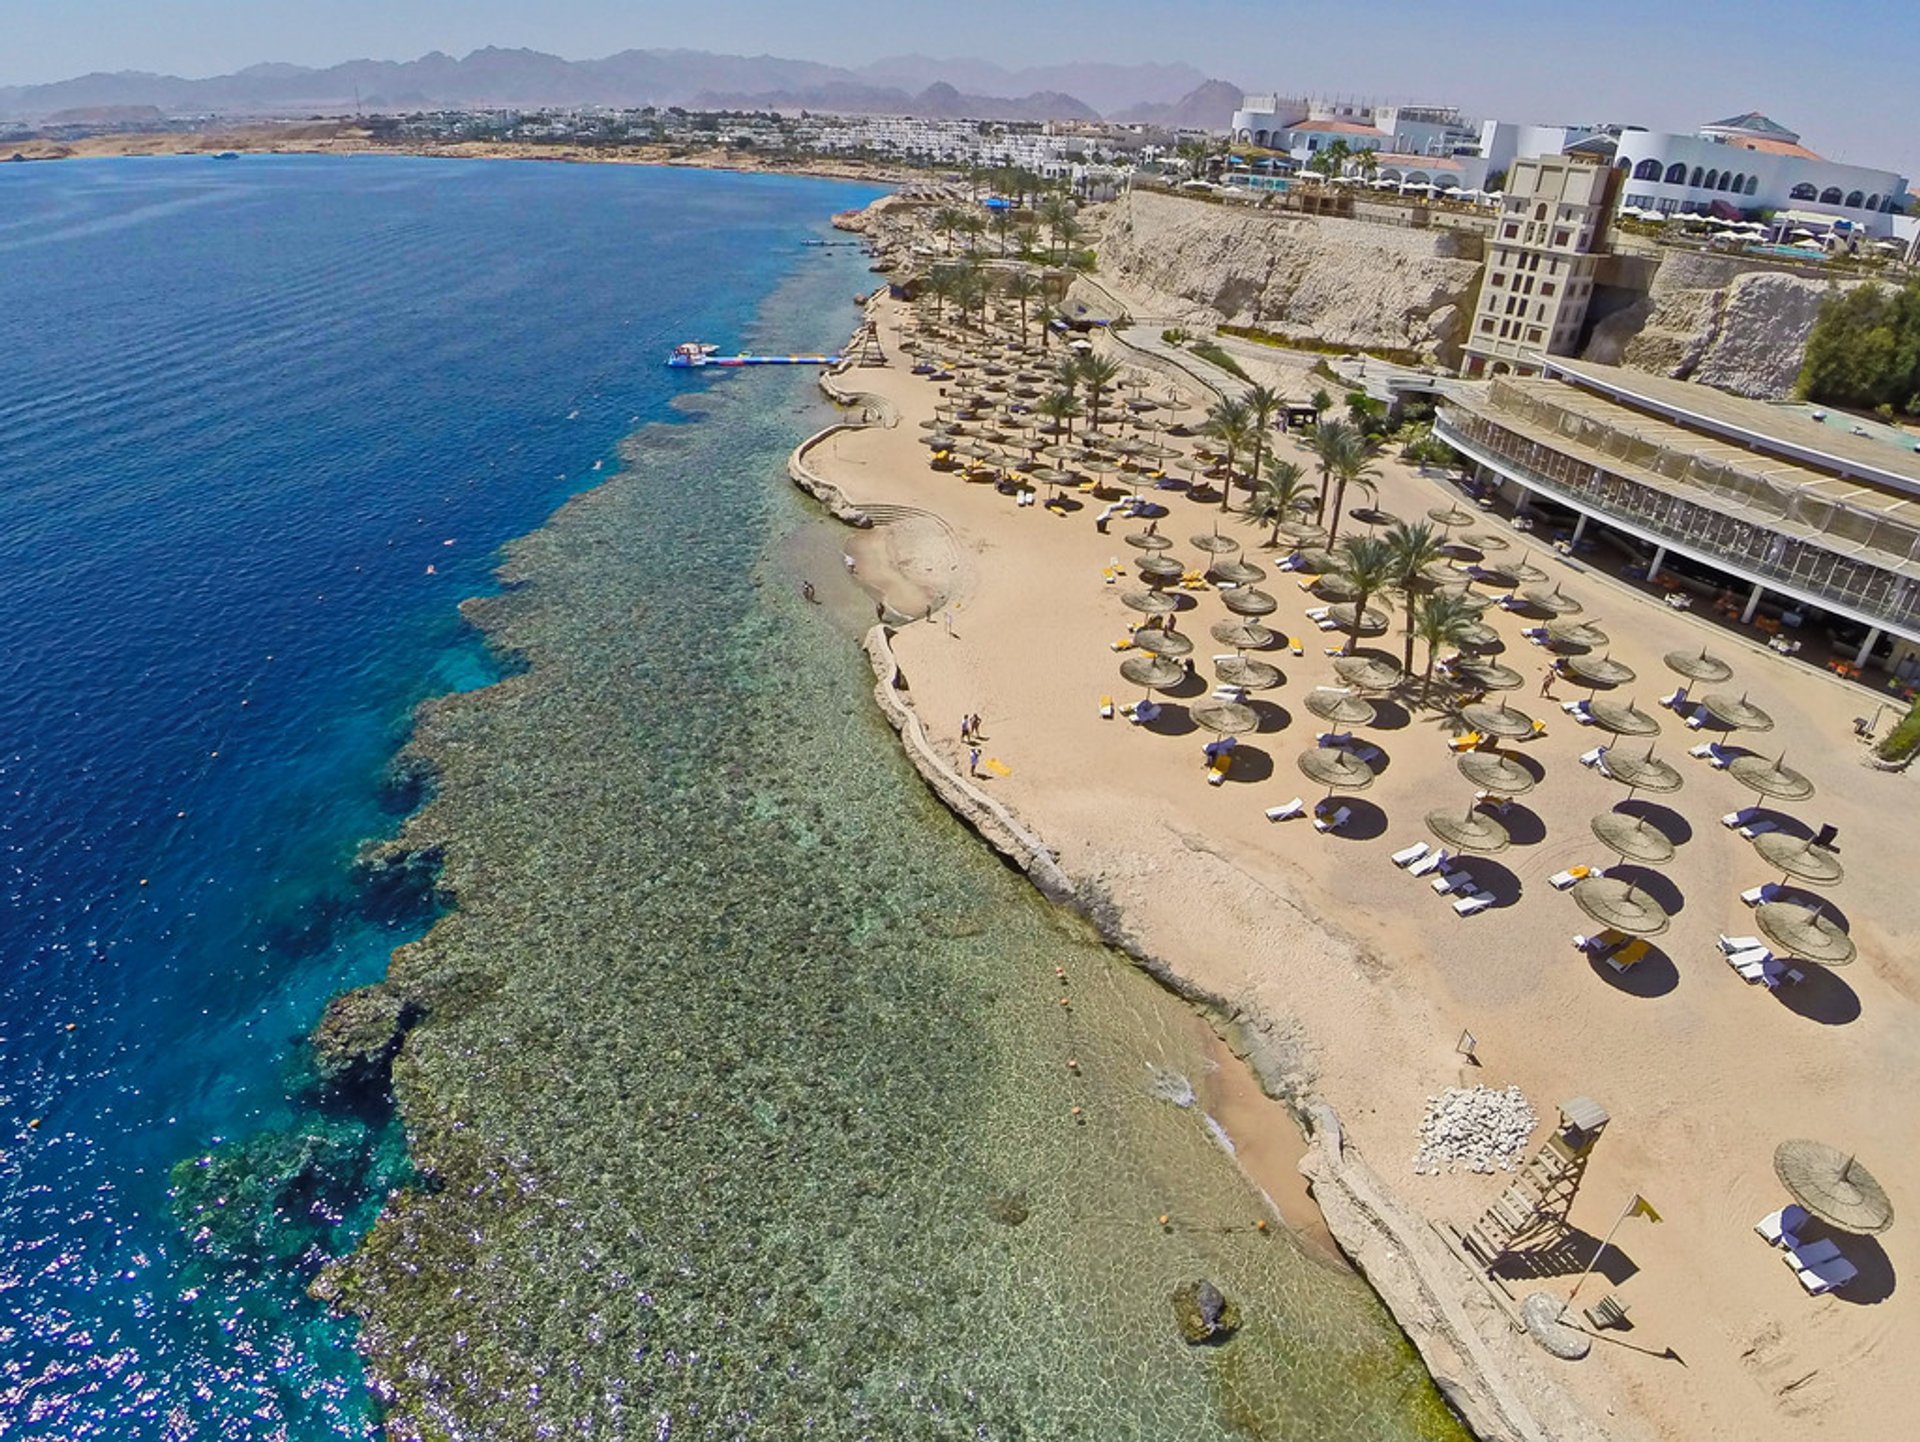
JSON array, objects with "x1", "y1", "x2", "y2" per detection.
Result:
[
  {"x1": 1550, "y1": 866, "x2": 1595, "y2": 890},
  {"x1": 1739, "y1": 818, "x2": 1777, "y2": 840},
  {"x1": 1790, "y1": 1253, "x2": 1859, "y2": 1294},
  {"x1": 1788, "y1": 1238, "x2": 1845, "y2": 1268},
  {"x1": 1568, "y1": 700, "x2": 1595, "y2": 724},
  {"x1": 1718, "y1": 934, "x2": 1765, "y2": 955},
  {"x1": 1127, "y1": 700, "x2": 1162, "y2": 725},
  {"x1": 1102, "y1": 566, "x2": 1118, "y2": 584},
  {"x1": 1728, "y1": 945, "x2": 1774, "y2": 967},
  {"x1": 1659, "y1": 687, "x2": 1688, "y2": 709},
  {"x1": 1453, "y1": 891, "x2": 1496, "y2": 916},
  {"x1": 1288, "y1": 637, "x2": 1304, "y2": 656},
  {"x1": 1392, "y1": 842, "x2": 1430, "y2": 868},
  {"x1": 1212, "y1": 685, "x2": 1247, "y2": 701},
  {"x1": 1099, "y1": 695, "x2": 1115, "y2": 720},
  {"x1": 1110, "y1": 636, "x2": 1135, "y2": 651},
  {"x1": 1522, "y1": 627, "x2": 1548, "y2": 645},
  {"x1": 1305, "y1": 606, "x2": 1331, "y2": 621},
  {"x1": 1265, "y1": 796, "x2": 1307, "y2": 822},
  {"x1": 1407, "y1": 846, "x2": 1449, "y2": 878},
  {"x1": 1756, "y1": 1205, "x2": 1811, "y2": 1248},
  {"x1": 1722, "y1": 807, "x2": 1760, "y2": 829},
  {"x1": 1686, "y1": 705, "x2": 1708, "y2": 729},
  {"x1": 1522, "y1": 718, "x2": 1549, "y2": 740},
  {"x1": 1582, "y1": 1293, "x2": 1631, "y2": 1330},
  {"x1": 1312, "y1": 804, "x2": 1352, "y2": 833},
  {"x1": 1741, "y1": 882, "x2": 1782, "y2": 907},
  {"x1": 1578, "y1": 746, "x2": 1606, "y2": 768},
  {"x1": 1432, "y1": 870, "x2": 1474, "y2": 895},
  {"x1": 1316, "y1": 729, "x2": 1353, "y2": 748},
  {"x1": 1349, "y1": 743, "x2": 1381, "y2": 765},
  {"x1": 1447, "y1": 732, "x2": 1483, "y2": 752},
  {"x1": 1606, "y1": 939, "x2": 1649, "y2": 972},
  {"x1": 1207, "y1": 753, "x2": 1232, "y2": 785},
  {"x1": 1214, "y1": 653, "x2": 1239, "y2": 665}
]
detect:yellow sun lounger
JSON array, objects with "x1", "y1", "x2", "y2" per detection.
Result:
[
  {"x1": 1448, "y1": 731, "x2": 1484, "y2": 752},
  {"x1": 1100, "y1": 695, "x2": 1115, "y2": 719},
  {"x1": 1110, "y1": 636, "x2": 1135, "y2": 651},
  {"x1": 1103, "y1": 566, "x2": 1118, "y2": 584},
  {"x1": 1207, "y1": 753, "x2": 1232, "y2": 785}
]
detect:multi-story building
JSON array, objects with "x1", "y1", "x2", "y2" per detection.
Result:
[
  {"x1": 1461, "y1": 154, "x2": 1619, "y2": 379},
  {"x1": 1228, "y1": 96, "x2": 1480, "y2": 164}
]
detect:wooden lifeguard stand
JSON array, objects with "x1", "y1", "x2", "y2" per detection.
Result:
[
  {"x1": 851, "y1": 319, "x2": 887, "y2": 368},
  {"x1": 1461, "y1": 1096, "x2": 1610, "y2": 1268}
]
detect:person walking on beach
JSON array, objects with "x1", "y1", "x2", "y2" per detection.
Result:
[
  {"x1": 968, "y1": 712, "x2": 983, "y2": 741},
  {"x1": 960, "y1": 715, "x2": 973, "y2": 743},
  {"x1": 968, "y1": 747, "x2": 982, "y2": 777},
  {"x1": 843, "y1": 553, "x2": 857, "y2": 574},
  {"x1": 801, "y1": 579, "x2": 817, "y2": 603},
  {"x1": 1539, "y1": 665, "x2": 1558, "y2": 700}
]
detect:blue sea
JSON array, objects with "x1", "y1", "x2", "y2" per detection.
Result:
[{"x1": 0, "y1": 154, "x2": 883, "y2": 1439}]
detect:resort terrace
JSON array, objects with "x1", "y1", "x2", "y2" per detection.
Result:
[{"x1": 1435, "y1": 361, "x2": 1920, "y2": 661}]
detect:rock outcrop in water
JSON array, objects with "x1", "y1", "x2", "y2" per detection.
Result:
[
  {"x1": 1098, "y1": 190, "x2": 1482, "y2": 365},
  {"x1": 1173, "y1": 1278, "x2": 1242, "y2": 1344},
  {"x1": 310, "y1": 982, "x2": 421, "y2": 1096}
]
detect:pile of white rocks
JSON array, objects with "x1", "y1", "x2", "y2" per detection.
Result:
[{"x1": 1413, "y1": 1086, "x2": 1539, "y2": 1175}]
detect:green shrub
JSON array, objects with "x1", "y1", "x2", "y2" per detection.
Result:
[
  {"x1": 1189, "y1": 340, "x2": 1251, "y2": 381},
  {"x1": 1161, "y1": 327, "x2": 1192, "y2": 347},
  {"x1": 1219, "y1": 322, "x2": 1426, "y2": 369},
  {"x1": 1797, "y1": 279, "x2": 1920, "y2": 417},
  {"x1": 1877, "y1": 701, "x2": 1920, "y2": 763}
]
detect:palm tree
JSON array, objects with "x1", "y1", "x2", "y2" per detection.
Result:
[
  {"x1": 1381, "y1": 520, "x2": 1444, "y2": 671},
  {"x1": 1307, "y1": 418, "x2": 1364, "y2": 526},
  {"x1": 1324, "y1": 433, "x2": 1382, "y2": 545},
  {"x1": 1002, "y1": 271, "x2": 1043, "y2": 341},
  {"x1": 952, "y1": 262, "x2": 989, "y2": 329},
  {"x1": 924, "y1": 264, "x2": 959, "y2": 324},
  {"x1": 1252, "y1": 458, "x2": 1312, "y2": 546},
  {"x1": 1242, "y1": 383, "x2": 1280, "y2": 492},
  {"x1": 931, "y1": 205, "x2": 965, "y2": 255},
  {"x1": 1037, "y1": 389, "x2": 1083, "y2": 441},
  {"x1": 990, "y1": 205, "x2": 1014, "y2": 256},
  {"x1": 1412, "y1": 592, "x2": 1483, "y2": 701},
  {"x1": 1075, "y1": 354, "x2": 1122, "y2": 434},
  {"x1": 1203, "y1": 396, "x2": 1252, "y2": 512},
  {"x1": 1052, "y1": 211, "x2": 1084, "y2": 263},
  {"x1": 956, "y1": 211, "x2": 988, "y2": 253},
  {"x1": 1333, "y1": 535, "x2": 1396, "y2": 656},
  {"x1": 1035, "y1": 303, "x2": 1059, "y2": 349}
]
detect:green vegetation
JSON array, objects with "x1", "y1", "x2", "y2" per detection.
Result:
[
  {"x1": 1189, "y1": 340, "x2": 1251, "y2": 381},
  {"x1": 1876, "y1": 700, "x2": 1920, "y2": 763},
  {"x1": 1161, "y1": 327, "x2": 1193, "y2": 348},
  {"x1": 1796, "y1": 279, "x2": 1920, "y2": 417},
  {"x1": 1220, "y1": 323, "x2": 1427, "y2": 369}
]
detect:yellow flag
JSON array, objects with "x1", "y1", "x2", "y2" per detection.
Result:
[{"x1": 1629, "y1": 1194, "x2": 1663, "y2": 1224}]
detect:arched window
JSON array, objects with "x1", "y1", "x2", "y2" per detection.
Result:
[
  {"x1": 1703, "y1": 169, "x2": 1720, "y2": 190},
  {"x1": 1729, "y1": 172, "x2": 1745, "y2": 192},
  {"x1": 1664, "y1": 163, "x2": 1688, "y2": 184},
  {"x1": 1253, "y1": 130, "x2": 1267, "y2": 146},
  {"x1": 1615, "y1": 158, "x2": 1631, "y2": 172},
  {"x1": 1820, "y1": 187, "x2": 1843, "y2": 205},
  {"x1": 1867, "y1": 194, "x2": 1881, "y2": 210},
  {"x1": 1632, "y1": 158, "x2": 1662, "y2": 181},
  {"x1": 1534, "y1": 202, "x2": 1548, "y2": 220},
  {"x1": 1845, "y1": 190, "x2": 1864, "y2": 209},
  {"x1": 1789, "y1": 182, "x2": 1818, "y2": 200},
  {"x1": 1690, "y1": 167, "x2": 1705, "y2": 187},
  {"x1": 1746, "y1": 175, "x2": 1759, "y2": 195}
]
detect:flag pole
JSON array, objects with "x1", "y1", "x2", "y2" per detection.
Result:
[{"x1": 1566, "y1": 1192, "x2": 1638, "y2": 1307}]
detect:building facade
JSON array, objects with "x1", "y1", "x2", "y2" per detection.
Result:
[
  {"x1": 1229, "y1": 96, "x2": 1479, "y2": 164},
  {"x1": 1461, "y1": 155, "x2": 1618, "y2": 379}
]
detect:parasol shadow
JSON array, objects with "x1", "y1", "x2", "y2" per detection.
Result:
[
  {"x1": 1589, "y1": 946, "x2": 1680, "y2": 998},
  {"x1": 1324, "y1": 797, "x2": 1388, "y2": 841},
  {"x1": 1604, "y1": 863, "x2": 1686, "y2": 916},
  {"x1": 1773, "y1": 966, "x2": 1862, "y2": 1027},
  {"x1": 1368, "y1": 698, "x2": 1413, "y2": 732},
  {"x1": 1211, "y1": 745, "x2": 1274, "y2": 784},
  {"x1": 1479, "y1": 801, "x2": 1547, "y2": 846},
  {"x1": 1614, "y1": 799, "x2": 1693, "y2": 845}
]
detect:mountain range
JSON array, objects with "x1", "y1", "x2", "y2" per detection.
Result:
[{"x1": 0, "y1": 48, "x2": 1243, "y2": 129}]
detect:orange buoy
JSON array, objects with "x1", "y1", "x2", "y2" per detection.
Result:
[
  {"x1": 1158, "y1": 1213, "x2": 1170, "y2": 1227},
  {"x1": 1070, "y1": 1106, "x2": 1084, "y2": 1118},
  {"x1": 1255, "y1": 1218, "x2": 1269, "y2": 1232},
  {"x1": 1066, "y1": 1058, "x2": 1080, "y2": 1071}
]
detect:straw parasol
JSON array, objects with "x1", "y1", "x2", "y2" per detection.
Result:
[
  {"x1": 1522, "y1": 583, "x2": 1583, "y2": 615},
  {"x1": 1275, "y1": 520, "x2": 1329, "y2": 548},
  {"x1": 1569, "y1": 876, "x2": 1671, "y2": 937},
  {"x1": 1191, "y1": 530, "x2": 1241, "y2": 556},
  {"x1": 1457, "y1": 749, "x2": 1537, "y2": 796},
  {"x1": 1462, "y1": 700, "x2": 1538, "y2": 739},
  {"x1": 1312, "y1": 572, "x2": 1364, "y2": 601},
  {"x1": 1753, "y1": 832, "x2": 1845, "y2": 886},
  {"x1": 1420, "y1": 560, "x2": 1466, "y2": 587},
  {"x1": 1332, "y1": 653, "x2": 1404, "y2": 691},
  {"x1": 1305, "y1": 688, "x2": 1377, "y2": 726},
  {"x1": 1592, "y1": 811, "x2": 1677, "y2": 865},
  {"x1": 1328, "y1": 602, "x2": 1390, "y2": 634},
  {"x1": 1599, "y1": 744, "x2": 1682, "y2": 796},
  {"x1": 1773, "y1": 1141, "x2": 1893, "y2": 1234},
  {"x1": 1209, "y1": 558, "x2": 1267, "y2": 586},
  {"x1": 1134, "y1": 628, "x2": 1194, "y2": 659},
  {"x1": 1136, "y1": 554, "x2": 1186, "y2": 582},
  {"x1": 1294, "y1": 546, "x2": 1340, "y2": 574},
  {"x1": 1222, "y1": 588, "x2": 1279, "y2": 617},
  {"x1": 1545, "y1": 618, "x2": 1610, "y2": 650},
  {"x1": 1562, "y1": 652, "x2": 1636, "y2": 689},
  {"x1": 1700, "y1": 691, "x2": 1775, "y2": 733},
  {"x1": 1426, "y1": 802, "x2": 1512, "y2": 854},
  {"x1": 1755, "y1": 902, "x2": 1856, "y2": 966},
  {"x1": 1216, "y1": 655, "x2": 1284, "y2": 690},
  {"x1": 1125, "y1": 530, "x2": 1173, "y2": 551},
  {"x1": 1463, "y1": 531, "x2": 1510, "y2": 552},
  {"x1": 1455, "y1": 620, "x2": 1502, "y2": 649},
  {"x1": 1428, "y1": 504, "x2": 1476, "y2": 528},
  {"x1": 1480, "y1": 553, "x2": 1548, "y2": 585},
  {"x1": 1298, "y1": 746, "x2": 1376, "y2": 792},
  {"x1": 1664, "y1": 647, "x2": 1733, "y2": 684},
  {"x1": 1121, "y1": 589, "x2": 1177, "y2": 616},
  {"x1": 1587, "y1": 698, "x2": 1662, "y2": 737},
  {"x1": 1120, "y1": 653, "x2": 1187, "y2": 694},
  {"x1": 1192, "y1": 699, "x2": 1259, "y2": 735},
  {"x1": 1728, "y1": 752, "x2": 1814, "y2": 802},
  {"x1": 1212, "y1": 619, "x2": 1278, "y2": 650},
  {"x1": 1453, "y1": 658, "x2": 1523, "y2": 691}
]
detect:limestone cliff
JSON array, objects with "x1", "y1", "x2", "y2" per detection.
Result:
[
  {"x1": 1586, "y1": 252, "x2": 1852, "y2": 399},
  {"x1": 1099, "y1": 190, "x2": 1482, "y2": 365}
]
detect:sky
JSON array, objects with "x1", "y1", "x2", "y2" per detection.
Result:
[{"x1": 5, "y1": 0, "x2": 1916, "y2": 174}]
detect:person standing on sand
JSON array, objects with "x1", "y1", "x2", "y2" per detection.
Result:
[
  {"x1": 1540, "y1": 665, "x2": 1558, "y2": 699},
  {"x1": 968, "y1": 712, "x2": 983, "y2": 741},
  {"x1": 968, "y1": 747, "x2": 982, "y2": 777},
  {"x1": 801, "y1": 580, "x2": 817, "y2": 603},
  {"x1": 960, "y1": 715, "x2": 972, "y2": 743}
]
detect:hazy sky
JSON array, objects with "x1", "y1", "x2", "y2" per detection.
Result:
[{"x1": 7, "y1": 1, "x2": 1915, "y2": 173}]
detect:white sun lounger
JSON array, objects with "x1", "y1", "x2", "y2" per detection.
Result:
[
  {"x1": 1212, "y1": 685, "x2": 1247, "y2": 701},
  {"x1": 1723, "y1": 807, "x2": 1761, "y2": 829},
  {"x1": 1432, "y1": 870, "x2": 1474, "y2": 895},
  {"x1": 1729, "y1": 945, "x2": 1774, "y2": 967},
  {"x1": 1790, "y1": 1254, "x2": 1859, "y2": 1295},
  {"x1": 1550, "y1": 867, "x2": 1599, "y2": 890},
  {"x1": 1755, "y1": 1205, "x2": 1811, "y2": 1248},
  {"x1": 1265, "y1": 796, "x2": 1306, "y2": 822},
  {"x1": 1718, "y1": 934, "x2": 1764, "y2": 955},
  {"x1": 1453, "y1": 891, "x2": 1496, "y2": 916},
  {"x1": 1407, "y1": 846, "x2": 1449, "y2": 878},
  {"x1": 1392, "y1": 841, "x2": 1430, "y2": 868},
  {"x1": 1740, "y1": 819, "x2": 1778, "y2": 840},
  {"x1": 1579, "y1": 746, "x2": 1606, "y2": 767},
  {"x1": 1128, "y1": 700, "x2": 1162, "y2": 724},
  {"x1": 1686, "y1": 705, "x2": 1709, "y2": 729},
  {"x1": 1788, "y1": 1238, "x2": 1845, "y2": 1268},
  {"x1": 1741, "y1": 882, "x2": 1782, "y2": 907},
  {"x1": 1305, "y1": 606, "x2": 1332, "y2": 621},
  {"x1": 1689, "y1": 741, "x2": 1716, "y2": 759},
  {"x1": 1659, "y1": 687, "x2": 1689, "y2": 709},
  {"x1": 1313, "y1": 804, "x2": 1352, "y2": 833}
]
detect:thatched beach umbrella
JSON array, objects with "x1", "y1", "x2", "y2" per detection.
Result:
[
  {"x1": 1312, "y1": 572, "x2": 1364, "y2": 601},
  {"x1": 1570, "y1": 876, "x2": 1671, "y2": 937},
  {"x1": 1216, "y1": 655, "x2": 1283, "y2": 690},
  {"x1": 1332, "y1": 653, "x2": 1405, "y2": 692},
  {"x1": 1587, "y1": 698, "x2": 1662, "y2": 737},
  {"x1": 1546, "y1": 618, "x2": 1610, "y2": 650},
  {"x1": 1599, "y1": 744, "x2": 1683, "y2": 798},
  {"x1": 1753, "y1": 832, "x2": 1845, "y2": 887},
  {"x1": 1453, "y1": 658, "x2": 1523, "y2": 691},
  {"x1": 1664, "y1": 647, "x2": 1734, "y2": 684},
  {"x1": 1305, "y1": 688, "x2": 1377, "y2": 726},
  {"x1": 1700, "y1": 691, "x2": 1775, "y2": 734},
  {"x1": 1462, "y1": 700, "x2": 1538, "y2": 739},
  {"x1": 1191, "y1": 530, "x2": 1240, "y2": 557},
  {"x1": 1774, "y1": 1141, "x2": 1893, "y2": 1234},
  {"x1": 1464, "y1": 531, "x2": 1510, "y2": 552},
  {"x1": 1125, "y1": 530, "x2": 1174, "y2": 551},
  {"x1": 1428, "y1": 504, "x2": 1476, "y2": 528},
  {"x1": 1484, "y1": 552, "x2": 1549, "y2": 585},
  {"x1": 1592, "y1": 811, "x2": 1677, "y2": 866},
  {"x1": 1134, "y1": 628, "x2": 1194, "y2": 659},
  {"x1": 1328, "y1": 601, "x2": 1390, "y2": 635},
  {"x1": 1275, "y1": 520, "x2": 1329, "y2": 548},
  {"x1": 1562, "y1": 652, "x2": 1636, "y2": 690},
  {"x1": 1426, "y1": 802, "x2": 1513, "y2": 854},
  {"x1": 1136, "y1": 554, "x2": 1186, "y2": 583},
  {"x1": 1193, "y1": 699, "x2": 1259, "y2": 735},
  {"x1": 1455, "y1": 619, "x2": 1502, "y2": 649},
  {"x1": 1522, "y1": 583, "x2": 1584, "y2": 615},
  {"x1": 1729, "y1": 752, "x2": 1815, "y2": 803},
  {"x1": 1211, "y1": 619, "x2": 1279, "y2": 651},
  {"x1": 1294, "y1": 546, "x2": 1340, "y2": 575},
  {"x1": 1420, "y1": 560, "x2": 1466, "y2": 587},
  {"x1": 1210, "y1": 558, "x2": 1267, "y2": 586},
  {"x1": 1222, "y1": 588, "x2": 1280, "y2": 618},
  {"x1": 1457, "y1": 749, "x2": 1537, "y2": 797},
  {"x1": 1121, "y1": 589, "x2": 1178, "y2": 616},
  {"x1": 1120, "y1": 652, "x2": 1187, "y2": 698},
  {"x1": 1755, "y1": 902, "x2": 1856, "y2": 967},
  {"x1": 1298, "y1": 745, "x2": 1376, "y2": 793}
]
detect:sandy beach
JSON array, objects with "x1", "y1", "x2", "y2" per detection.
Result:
[{"x1": 802, "y1": 278, "x2": 1919, "y2": 1442}]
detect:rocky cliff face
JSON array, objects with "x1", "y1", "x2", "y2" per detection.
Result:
[
  {"x1": 1586, "y1": 253, "x2": 1852, "y2": 399},
  {"x1": 1100, "y1": 190, "x2": 1482, "y2": 365}
]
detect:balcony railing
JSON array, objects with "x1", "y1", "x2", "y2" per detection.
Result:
[{"x1": 1437, "y1": 409, "x2": 1920, "y2": 634}]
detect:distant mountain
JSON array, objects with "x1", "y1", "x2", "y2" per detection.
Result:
[
  {"x1": 1109, "y1": 80, "x2": 1244, "y2": 131},
  {"x1": 0, "y1": 47, "x2": 1209, "y2": 125}
]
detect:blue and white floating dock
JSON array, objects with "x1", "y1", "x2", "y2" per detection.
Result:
[{"x1": 666, "y1": 342, "x2": 840, "y2": 369}]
